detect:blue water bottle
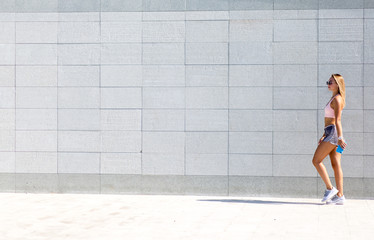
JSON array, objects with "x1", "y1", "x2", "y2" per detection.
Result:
[{"x1": 336, "y1": 145, "x2": 344, "y2": 153}]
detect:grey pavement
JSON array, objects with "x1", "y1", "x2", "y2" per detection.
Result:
[{"x1": 1, "y1": 193, "x2": 374, "y2": 240}]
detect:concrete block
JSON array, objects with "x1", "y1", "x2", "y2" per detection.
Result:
[
  {"x1": 58, "y1": 12, "x2": 100, "y2": 21},
  {"x1": 364, "y1": 156, "x2": 374, "y2": 178},
  {"x1": 143, "y1": 43, "x2": 184, "y2": 64},
  {"x1": 229, "y1": 10, "x2": 273, "y2": 20},
  {"x1": 142, "y1": 109, "x2": 184, "y2": 131},
  {"x1": 274, "y1": 42, "x2": 318, "y2": 64},
  {"x1": 229, "y1": 87, "x2": 272, "y2": 109},
  {"x1": 273, "y1": 154, "x2": 316, "y2": 177},
  {"x1": 229, "y1": 65, "x2": 273, "y2": 87},
  {"x1": 0, "y1": 130, "x2": 15, "y2": 151},
  {"x1": 0, "y1": 109, "x2": 15, "y2": 130},
  {"x1": 0, "y1": 152, "x2": 15, "y2": 173},
  {"x1": 16, "y1": 109, "x2": 57, "y2": 130},
  {"x1": 186, "y1": 43, "x2": 228, "y2": 64},
  {"x1": 186, "y1": 65, "x2": 228, "y2": 87},
  {"x1": 0, "y1": 22, "x2": 15, "y2": 43},
  {"x1": 143, "y1": 65, "x2": 185, "y2": 87},
  {"x1": 140, "y1": 175, "x2": 185, "y2": 194},
  {"x1": 274, "y1": 87, "x2": 317, "y2": 109},
  {"x1": 0, "y1": 87, "x2": 15, "y2": 108},
  {"x1": 319, "y1": 19, "x2": 363, "y2": 42},
  {"x1": 229, "y1": 42, "x2": 272, "y2": 64},
  {"x1": 186, "y1": 20, "x2": 228, "y2": 42},
  {"x1": 0, "y1": 44, "x2": 15, "y2": 65},
  {"x1": 58, "y1": 22, "x2": 100, "y2": 43},
  {"x1": 322, "y1": 155, "x2": 364, "y2": 178},
  {"x1": 346, "y1": 87, "x2": 364, "y2": 109},
  {"x1": 320, "y1": 9, "x2": 364, "y2": 19},
  {"x1": 58, "y1": 174, "x2": 100, "y2": 194},
  {"x1": 273, "y1": 131, "x2": 317, "y2": 154},
  {"x1": 364, "y1": 110, "x2": 374, "y2": 132},
  {"x1": 16, "y1": 152, "x2": 57, "y2": 173},
  {"x1": 58, "y1": 109, "x2": 100, "y2": 131},
  {"x1": 143, "y1": 21, "x2": 185, "y2": 43},
  {"x1": 230, "y1": 0, "x2": 273, "y2": 10},
  {"x1": 0, "y1": 0, "x2": 15, "y2": 12},
  {"x1": 16, "y1": 0, "x2": 57, "y2": 12},
  {"x1": 101, "y1": 43, "x2": 142, "y2": 64},
  {"x1": 58, "y1": 0, "x2": 100, "y2": 12},
  {"x1": 230, "y1": 20, "x2": 272, "y2": 42},
  {"x1": 101, "y1": 22, "x2": 142, "y2": 43},
  {"x1": 186, "y1": 132, "x2": 228, "y2": 154},
  {"x1": 364, "y1": 133, "x2": 374, "y2": 155},
  {"x1": 273, "y1": 10, "x2": 318, "y2": 19},
  {"x1": 364, "y1": 64, "x2": 374, "y2": 86},
  {"x1": 273, "y1": 110, "x2": 317, "y2": 132},
  {"x1": 319, "y1": 42, "x2": 363, "y2": 64},
  {"x1": 101, "y1": 153, "x2": 141, "y2": 174},
  {"x1": 143, "y1": 87, "x2": 185, "y2": 109},
  {"x1": 229, "y1": 176, "x2": 272, "y2": 197},
  {"x1": 0, "y1": 173, "x2": 14, "y2": 192},
  {"x1": 16, "y1": 173, "x2": 58, "y2": 193},
  {"x1": 16, "y1": 66, "x2": 57, "y2": 87},
  {"x1": 341, "y1": 110, "x2": 364, "y2": 132},
  {"x1": 101, "y1": 12, "x2": 142, "y2": 22},
  {"x1": 0, "y1": 13, "x2": 15, "y2": 21},
  {"x1": 58, "y1": 131, "x2": 100, "y2": 152},
  {"x1": 272, "y1": 177, "x2": 317, "y2": 198},
  {"x1": 186, "y1": 11, "x2": 229, "y2": 20},
  {"x1": 58, "y1": 66, "x2": 100, "y2": 87},
  {"x1": 101, "y1": 88, "x2": 142, "y2": 109},
  {"x1": 17, "y1": 44, "x2": 57, "y2": 65},
  {"x1": 365, "y1": 41, "x2": 374, "y2": 63},
  {"x1": 16, "y1": 87, "x2": 57, "y2": 109},
  {"x1": 186, "y1": 109, "x2": 228, "y2": 131},
  {"x1": 0, "y1": 66, "x2": 14, "y2": 87},
  {"x1": 101, "y1": 65, "x2": 142, "y2": 87},
  {"x1": 143, "y1": 0, "x2": 185, "y2": 11},
  {"x1": 186, "y1": 0, "x2": 229, "y2": 11},
  {"x1": 229, "y1": 154, "x2": 272, "y2": 176},
  {"x1": 142, "y1": 153, "x2": 184, "y2": 175},
  {"x1": 102, "y1": 131, "x2": 141, "y2": 153},
  {"x1": 184, "y1": 175, "x2": 228, "y2": 195},
  {"x1": 16, "y1": 22, "x2": 57, "y2": 43},
  {"x1": 319, "y1": 0, "x2": 364, "y2": 9},
  {"x1": 101, "y1": 174, "x2": 142, "y2": 194},
  {"x1": 229, "y1": 132, "x2": 272, "y2": 154},
  {"x1": 229, "y1": 110, "x2": 272, "y2": 131},
  {"x1": 274, "y1": 0, "x2": 318, "y2": 10},
  {"x1": 186, "y1": 154, "x2": 228, "y2": 175},
  {"x1": 101, "y1": 0, "x2": 142, "y2": 12},
  {"x1": 274, "y1": 20, "x2": 317, "y2": 41},
  {"x1": 274, "y1": 65, "x2": 317, "y2": 87},
  {"x1": 365, "y1": 9, "x2": 374, "y2": 18},
  {"x1": 58, "y1": 87, "x2": 99, "y2": 109},
  {"x1": 363, "y1": 178, "x2": 374, "y2": 199},
  {"x1": 143, "y1": 132, "x2": 184, "y2": 153},
  {"x1": 143, "y1": 12, "x2": 185, "y2": 21},
  {"x1": 16, "y1": 131, "x2": 57, "y2": 152},
  {"x1": 15, "y1": 13, "x2": 58, "y2": 21},
  {"x1": 318, "y1": 64, "x2": 363, "y2": 87},
  {"x1": 58, "y1": 44, "x2": 100, "y2": 65},
  {"x1": 186, "y1": 87, "x2": 228, "y2": 109},
  {"x1": 58, "y1": 153, "x2": 100, "y2": 174},
  {"x1": 101, "y1": 109, "x2": 141, "y2": 131},
  {"x1": 341, "y1": 133, "x2": 364, "y2": 155}
]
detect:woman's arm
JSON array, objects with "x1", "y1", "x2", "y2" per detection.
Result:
[{"x1": 332, "y1": 96, "x2": 347, "y2": 149}]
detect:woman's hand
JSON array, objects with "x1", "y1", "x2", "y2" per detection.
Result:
[
  {"x1": 338, "y1": 139, "x2": 347, "y2": 149},
  {"x1": 318, "y1": 136, "x2": 325, "y2": 145}
]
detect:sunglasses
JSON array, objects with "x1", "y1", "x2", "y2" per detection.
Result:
[{"x1": 326, "y1": 80, "x2": 334, "y2": 85}]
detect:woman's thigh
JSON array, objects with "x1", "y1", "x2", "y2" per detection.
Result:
[{"x1": 313, "y1": 142, "x2": 336, "y2": 164}]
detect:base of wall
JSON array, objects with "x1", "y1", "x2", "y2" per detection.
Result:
[{"x1": 0, "y1": 174, "x2": 373, "y2": 199}]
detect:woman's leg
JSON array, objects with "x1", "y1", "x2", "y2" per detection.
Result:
[
  {"x1": 312, "y1": 142, "x2": 336, "y2": 189},
  {"x1": 329, "y1": 150, "x2": 344, "y2": 197}
]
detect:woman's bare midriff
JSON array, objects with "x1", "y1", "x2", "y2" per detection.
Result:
[{"x1": 325, "y1": 117, "x2": 335, "y2": 127}]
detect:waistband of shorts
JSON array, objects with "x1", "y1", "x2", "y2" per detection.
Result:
[{"x1": 324, "y1": 124, "x2": 336, "y2": 129}]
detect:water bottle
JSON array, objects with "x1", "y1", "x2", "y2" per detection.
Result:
[{"x1": 336, "y1": 141, "x2": 346, "y2": 154}]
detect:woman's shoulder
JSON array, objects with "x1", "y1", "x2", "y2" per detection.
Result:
[{"x1": 332, "y1": 94, "x2": 343, "y2": 107}]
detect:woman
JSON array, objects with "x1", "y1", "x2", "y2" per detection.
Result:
[{"x1": 312, "y1": 74, "x2": 347, "y2": 205}]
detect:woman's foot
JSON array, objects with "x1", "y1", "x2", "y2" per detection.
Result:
[
  {"x1": 321, "y1": 186, "x2": 339, "y2": 202},
  {"x1": 326, "y1": 195, "x2": 346, "y2": 205}
]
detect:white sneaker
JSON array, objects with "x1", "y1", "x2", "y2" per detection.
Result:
[
  {"x1": 321, "y1": 186, "x2": 339, "y2": 202},
  {"x1": 327, "y1": 195, "x2": 346, "y2": 205}
]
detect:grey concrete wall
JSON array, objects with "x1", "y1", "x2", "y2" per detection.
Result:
[{"x1": 0, "y1": 0, "x2": 373, "y2": 198}]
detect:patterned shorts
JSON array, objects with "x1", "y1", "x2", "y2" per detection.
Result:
[{"x1": 323, "y1": 124, "x2": 338, "y2": 146}]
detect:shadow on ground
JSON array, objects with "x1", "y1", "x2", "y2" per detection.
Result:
[{"x1": 197, "y1": 199, "x2": 323, "y2": 205}]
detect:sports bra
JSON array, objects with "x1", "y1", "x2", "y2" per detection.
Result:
[{"x1": 324, "y1": 94, "x2": 339, "y2": 118}]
